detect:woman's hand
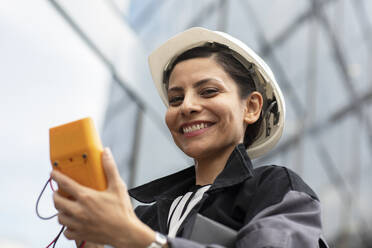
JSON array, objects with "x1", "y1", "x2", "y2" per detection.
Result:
[
  {"x1": 75, "y1": 240, "x2": 104, "y2": 248},
  {"x1": 51, "y1": 148, "x2": 155, "y2": 248}
]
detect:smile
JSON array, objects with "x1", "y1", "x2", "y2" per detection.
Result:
[
  {"x1": 180, "y1": 121, "x2": 215, "y2": 137},
  {"x1": 183, "y1": 122, "x2": 211, "y2": 134}
]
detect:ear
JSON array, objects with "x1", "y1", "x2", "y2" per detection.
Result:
[{"x1": 244, "y1": 91, "x2": 263, "y2": 125}]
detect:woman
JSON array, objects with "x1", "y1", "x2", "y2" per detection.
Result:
[{"x1": 51, "y1": 27, "x2": 328, "y2": 248}]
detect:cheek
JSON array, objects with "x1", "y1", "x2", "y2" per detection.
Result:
[
  {"x1": 213, "y1": 102, "x2": 240, "y2": 124},
  {"x1": 165, "y1": 109, "x2": 176, "y2": 131},
  {"x1": 216, "y1": 103, "x2": 246, "y2": 132}
]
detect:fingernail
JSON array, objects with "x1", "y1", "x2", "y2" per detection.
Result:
[{"x1": 104, "y1": 147, "x2": 112, "y2": 158}]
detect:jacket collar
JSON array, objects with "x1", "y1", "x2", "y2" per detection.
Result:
[{"x1": 129, "y1": 143, "x2": 254, "y2": 203}]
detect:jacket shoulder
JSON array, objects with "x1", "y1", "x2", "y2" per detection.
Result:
[
  {"x1": 253, "y1": 165, "x2": 318, "y2": 200},
  {"x1": 236, "y1": 165, "x2": 318, "y2": 223}
]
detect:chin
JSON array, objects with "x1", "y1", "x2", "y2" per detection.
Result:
[
  {"x1": 176, "y1": 139, "x2": 220, "y2": 160},
  {"x1": 182, "y1": 147, "x2": 205, "y2": 159}
]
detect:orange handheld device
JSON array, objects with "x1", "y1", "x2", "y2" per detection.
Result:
[{"x1": 49, "y1": 117, "x2": 107, "y2": 197}]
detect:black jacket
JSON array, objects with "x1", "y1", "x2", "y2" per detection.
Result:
[{"x1": 129, "y1": 144, "x2": 328, "y2": 248}]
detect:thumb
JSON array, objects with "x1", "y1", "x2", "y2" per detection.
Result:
[{"x1": 102, "y1": 147, "x2": 123, "y2": 190}]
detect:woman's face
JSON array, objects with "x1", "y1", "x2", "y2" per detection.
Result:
[{"x1": 165, "y1": 57, "x2": 251, "y2": 160}]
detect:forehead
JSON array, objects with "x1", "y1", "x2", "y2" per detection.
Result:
[{"x1": 168, "y1": 57, "x2": 228, "y2": 86}]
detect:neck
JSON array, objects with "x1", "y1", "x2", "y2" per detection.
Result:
[{"x1": 194, "y1": 144, "x2": 237, "y2": 185}]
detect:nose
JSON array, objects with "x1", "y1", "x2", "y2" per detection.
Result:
[{"x1": 180, "y1": 93, "x2": 201, "y2": 116}]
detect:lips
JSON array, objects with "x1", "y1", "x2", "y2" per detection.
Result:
[{"x1": 180, "y1": 121, "x2": 215, "y2": 134}]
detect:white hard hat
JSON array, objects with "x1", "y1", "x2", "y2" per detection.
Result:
[{"x1": 148, "y1": 27, "x2": 285, "y2": 159}]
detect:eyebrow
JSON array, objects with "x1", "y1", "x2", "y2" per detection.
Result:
[{"x1": 167, "y1": 78, "x2": 221, "y2": 93}]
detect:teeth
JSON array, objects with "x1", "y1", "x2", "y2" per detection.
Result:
[{"x1": 183, "y1": 123, "x2": 210, "y2": 133}]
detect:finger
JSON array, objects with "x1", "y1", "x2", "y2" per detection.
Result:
[
  {"x1": 58, "y1": 212, "x2": 80, "y2": 230},
  {"x1": 102, "y1": 147, "x2": 126, "y2": 191},
  {"x1": 64, "y1": 227, "x2": 78, "y2": 240},
  {"x1": 51, "y1": 170, "x2": 87, "y2": 199},
  {"x1": 53, "y1": 192, "x2": 81, "y2": 216}
]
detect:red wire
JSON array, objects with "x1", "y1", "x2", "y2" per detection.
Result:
[
  {"x1": 49, "y1": 177, "x2": 56, "y2": 192},
  {"x1": 45, "y1": 225, "x2": 65, "y2": 248},
  {"x1": 45, "y1": 237, "x2": 57, "y2": 248},
  {"x1": 39, "y1": 178, "x2": 63, "y2": 248},
  {"x1": 45, "y1": 179, "x2": 85, "y2": 248}
]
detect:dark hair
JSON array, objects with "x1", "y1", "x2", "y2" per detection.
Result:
[{"x1": 164, "y1": 43, "x2": 264, "y2": 149}]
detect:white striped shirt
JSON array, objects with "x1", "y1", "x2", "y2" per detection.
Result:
[{"x1": 167, "y1": 184, "x2": 211, "y2": 237}]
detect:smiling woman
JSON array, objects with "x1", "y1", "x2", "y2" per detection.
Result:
[
  {"x1": 165, "y1": 43, "x2": 264, "y2": 149},
  {"x1": 165, "y1": 45, "x2": 263, "y2": 172},
  {"x1": 51, "y1": 27, "x2": 328, "y2": 248},
  {"x1": 165, "y1": 56, "x2": 263, "y2": 185}
]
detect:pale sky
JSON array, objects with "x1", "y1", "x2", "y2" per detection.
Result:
[{"x1": 0, "y1": 1, "x2": 111, "y2": 247}]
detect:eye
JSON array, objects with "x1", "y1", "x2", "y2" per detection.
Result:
[
  {"x1": 168, "y1": 95, "x2": 183, "y2": 106},
  {"x1": 200, "y1": 88, "x2": 219, "y2": 97}
]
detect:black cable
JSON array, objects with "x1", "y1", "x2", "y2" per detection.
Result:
[
  {"x1": 36, "y1": 178, "x2": 58, "y2": 220},
  {"x1": 78, "y1": 241, "x2": 86, "y2": 248},
  {"x1": 52, "y1": 225, "x2": 65, "y2": 248}
]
